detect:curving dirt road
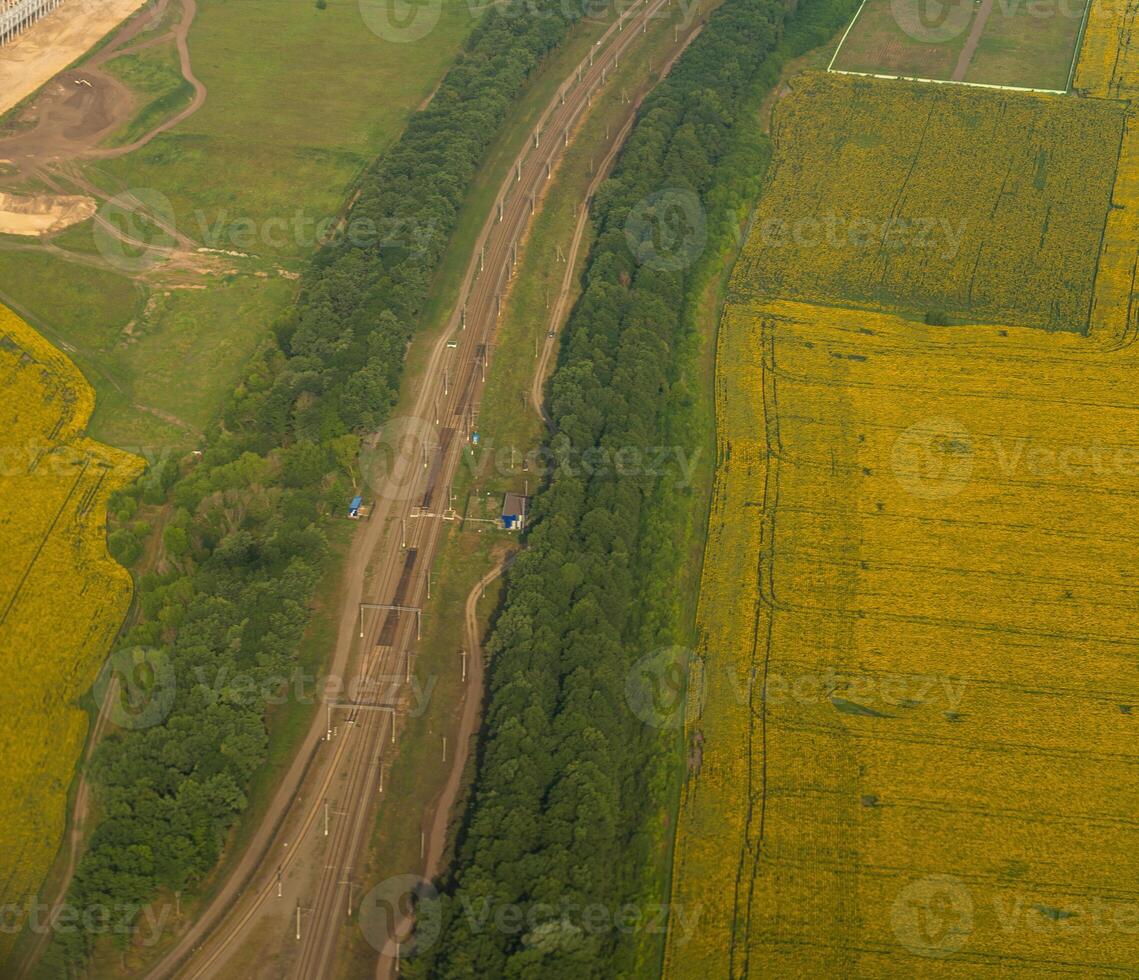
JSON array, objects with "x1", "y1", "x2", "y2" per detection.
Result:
[
  {"x1": 13, "y1": 680, "x2": 119, "y2": 980},
  {"x1": 530, "y1": 116, "x2": 633, "y2": 425},
  {"x1": 529, "y1": 25, "x2": 703, "y2": 424},
  {"x1": 139, "y1": 5, "x2": 686, "y2": 978},
  {"x1": 423, "y1": 560, "x2": 509, "y2": 876},
  {"x1": 87, "y1": 0, "x2": 206, "y2": 160}
]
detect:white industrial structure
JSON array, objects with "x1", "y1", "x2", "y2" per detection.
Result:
[{"x1": 1, "y1": 0, "x2": 63, "y2": 45}]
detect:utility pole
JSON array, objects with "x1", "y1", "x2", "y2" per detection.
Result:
[
  {"x1": 461, "y1": 648, "x2": 467, "y2": 682},
  {"x1": 442, "y1": 736, "x2": 447, "y2": 763},
  {"x1": 277, "y1": 867, "x2": 283, "y2": 898},
  {"x1": 324, "y1": 798, "x2": 330, "y2": 837}
]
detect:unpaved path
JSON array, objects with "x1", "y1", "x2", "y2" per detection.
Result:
[
  {"x1": 421, "y1": 558, "x2": 510, "y2": 876},
  {"x1": 530, "y1": 27, "x2": 702, "y2": 424},
  {"x1": 952, "y1": 0, "x2": 993, "y2": 82},
  {"x1": 88, "y1": 0, "x2": 205, "y2": 160},
  {"x1": 14, "y1": 678, "x2": 120, "y2": 979},
  {"x1": 530, "y1": 116, "x2": 632, "y2": 425}
]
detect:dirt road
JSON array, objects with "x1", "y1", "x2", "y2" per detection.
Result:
[
  {"x1": 530, "y1": 27, "x2": 701, "y2": 423},
  {"x1": 13, "y1": 679, "x2": 120, "y2": 979},
  {"x1": 952, "y1": 0, "x2": 993, "y2": 81},
  {"x1": 140, "y1": 4, "x2": 686, "y2": 978}
]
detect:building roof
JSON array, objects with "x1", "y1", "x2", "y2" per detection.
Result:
[{"x1": 501, "y1": 492, "x2": 529, "y2": 516}]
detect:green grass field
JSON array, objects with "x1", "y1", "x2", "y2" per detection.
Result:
[
  {"x1": 101, "y1": 43, "x2": 193, "y2": 148},
  {"x1": 830, "y1": 0, "x2": 1089, "y2": 89},
  {"x1": 0, "y1": 0, "x2": 480, "y2": 449}
]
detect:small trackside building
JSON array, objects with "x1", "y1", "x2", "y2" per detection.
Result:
[{"x1": 501, "y1": 492, "x2": 530, "y2": 531}]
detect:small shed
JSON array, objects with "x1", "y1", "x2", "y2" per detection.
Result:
[{"x1": 501, "y1": 492, "x2": 530, "y2": 530}]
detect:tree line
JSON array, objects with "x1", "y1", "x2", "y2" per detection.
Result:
[
  {"x1": 46, "y1": 0, "x2": 592, "y2": 970},
  {"x1": 412, "y1": 0, "x2": 862, "y2": 972}
]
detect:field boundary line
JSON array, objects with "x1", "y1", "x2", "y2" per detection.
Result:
[
  {"x1": 825, "y1": 0, "x2": 867, "y2": 72},
  {"x1": 826, "y1": 67, "x2": 1066, "y2": 94},
  {"x1": 1066, "y1": 0, "x2": 1095, "y2": 92}
]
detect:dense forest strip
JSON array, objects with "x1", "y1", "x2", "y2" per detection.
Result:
[
  {"x1": 413, "y1": 0, "x2": 861, "y2": 973},
  {"x1": 41, "y1": 1, "x2": 596, "y2": 972}
]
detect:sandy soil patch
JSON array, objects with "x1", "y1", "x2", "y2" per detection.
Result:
[
  {"x1": 0, "y1": 0, "x2": 149, "y2": 115},
  {"x1": 0, "y1": 190, "x2": 96, "y2": 234}
]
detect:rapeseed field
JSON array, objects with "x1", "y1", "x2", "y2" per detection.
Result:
[
  {"x1": 666, "y1": 17, "x2": 1139, "y2": 978},
  {"x1": 0, "y1": 305, "x2": 141, "y2": 960}
]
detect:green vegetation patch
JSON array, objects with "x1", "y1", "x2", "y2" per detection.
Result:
[{"x1": 830, "y1": 0, "x2": 1090, "y2": 90}]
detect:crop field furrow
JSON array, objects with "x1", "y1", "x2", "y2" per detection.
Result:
[{"x1": 669, "y1": 300, "x2": 1139, "y2": 975}]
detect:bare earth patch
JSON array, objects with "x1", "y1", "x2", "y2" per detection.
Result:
[
  {"x1": 0, "y1": 191, "x2": 96, "y2": 236},
  {"x1": 0, "y1": 0, "x2": 149, "y2": 115}
]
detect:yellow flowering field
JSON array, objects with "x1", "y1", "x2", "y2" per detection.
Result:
[
  {"x1": 0, "y1": 305, "x2": 141, "y2": 960},
  {"x1": 1076, "y1": 1, "x2": 1139, "y2": 346},
  {"x1": 666, "y1": 19, "x2": 1139, "y2": 978},
  {"x1": 735, "y1": 72, "x2": 1124, "y2": 333},
  {"x1": 666, "y1": 298, "x2": 1139, "y2": 975}
]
